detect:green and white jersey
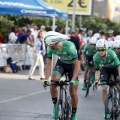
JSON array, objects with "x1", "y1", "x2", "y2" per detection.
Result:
[
  {"x1": 109, "y1": 47, "x2": 114, "y2": 50},
  {"x1": 82, "y1": 43, "x2": 97, "y2": 56},
  {"x1": 93, "y1": 49, "x2": 120, "y2": 69},
  {"x1": 116, "y1": 53, "x2": 120, "y2": 61},
  {"x1": 47, "y1": 41, "x2": 78, "y2": 64}
]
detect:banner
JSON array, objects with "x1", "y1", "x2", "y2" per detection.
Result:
[{"x1": 44, "y1": 0, "x2": 92, "y2": 15}]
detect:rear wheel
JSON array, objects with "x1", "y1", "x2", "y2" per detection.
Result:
[{"x1": 85, "y1": 70, "x2": 92, "y2": 97}]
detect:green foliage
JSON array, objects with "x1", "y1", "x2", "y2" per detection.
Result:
[
  {"x1": 0, "y1": 15, "x2": 14, "y2": 36},
  {"x1": 0, "y1": 15, "x2": 120, "y2": 36}
]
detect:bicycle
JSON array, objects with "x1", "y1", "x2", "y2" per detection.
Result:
[
  {"x1": 99, "y1": 80, "x2": 120, "y2": 120},
  {"x1": 85, "y1": 61, "x2": 95, "y2": 97},
  {"x1": 44, "y1": 73, "x2": 72, "y2": 120}
]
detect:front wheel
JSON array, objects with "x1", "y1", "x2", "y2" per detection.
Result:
[
  {"x1": 65, "y1": 96, "x2": 72, "y2": 120},
  {"x1": 55, "y1": 99, "x2": 65, "y2": 120}
]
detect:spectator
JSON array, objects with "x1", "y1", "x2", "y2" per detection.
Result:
[
  {"x1": 0, "y1": 32, "x2": 3, "y2": 43},
  {"x1": 28, "y1": 30, "x2": 45, "y2": 80},
  {"x1": 8, "y1": 26, "x2": 18, "y2": 43},
  {"x1": 16, "y1": 27, "x2": 33, "y2": 46},
  {"x1": 30, "y1": 24, "x2": 38, "y2": 42},
  {"x1": 17, "y1": 27, "x2": 22, "y2": 37},
  {"x1": 40, "y1": 25, "x2": 46, "y2": 38}
]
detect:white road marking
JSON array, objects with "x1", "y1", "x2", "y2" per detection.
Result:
[{"x1": 0, "y1": 89, "x2": 49, "y2": 104}]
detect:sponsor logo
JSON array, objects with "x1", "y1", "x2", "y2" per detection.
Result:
[{"x1": 21, "y1": 10, "x2": 47, "y2": 15}]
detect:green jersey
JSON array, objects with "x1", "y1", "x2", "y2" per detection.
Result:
[
  {"x1": 47, "y1": 41, "x2": 78, "y2": 64},
  {"x1": 116, "y1": 53, "x2": 120, "y2": 60},
  {"x1": 93, "y1": 49, "x2": 120, "y2": 69},
  {"x1": 83, "y1": 43, "x2": 97, "y2": 56}
]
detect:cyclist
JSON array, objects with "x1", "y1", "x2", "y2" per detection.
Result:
[
  {"x1": 107, "y1": 30, "x2": 115, "y2": 41},
  {"x1": 115, "y1": 35, "x2": 120, "y2": 41},
  {"x1": 94, "y1": 39, "x2": 120, "y2": 118},
  {"x1": 81, "y1": 36, "x2": 97, "y2": 90},
  {"x1": 113, "y1": 40, "x2": 120, "y2": 60},
  {"x1": 93, "y1": 33, "x2": 101, "y2": 40},
  {"x1": 108, "y1": 41, "x2": 114, "y2": 50},
  {"x1": 43, "y1": 31, "x2": 80, "y2": 120}
]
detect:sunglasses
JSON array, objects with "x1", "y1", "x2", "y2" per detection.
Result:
[
  {"x1": 91, "y1": 44, "x2": 96, "y2": 46},
  {"x1": 114, "y1": 48, "x2": 120, "y2": 50},
  {"x1": 97, "y1": 48, "x2": 106, "y2": 52}
]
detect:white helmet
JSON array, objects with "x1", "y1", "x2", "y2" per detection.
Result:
[
  {"x1": 93, "y1": 33, "x2": 100, "y2": 40},
  {"x1": 115, "y1": 35, "x2": 120, "y2": 41},
  {"x1": 108, "y1": 41, "x2": 113, "y2": 47},
  {"x1": 43, "y1": 31, "x2": 69, "y2": 46},
  {"x1": 113, "y1": 40, "x2": 120, "y2": 48},
  {"x1": 89, "y1": 37, "x2": 97, "y2": 44},
  {"x1": 96, "y1": 39, "x2": 108, "y2": 49}
]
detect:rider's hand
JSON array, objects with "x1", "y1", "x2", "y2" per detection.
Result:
[
  {"x1": 95, "y1": 80, "x2": 99, "y2": 88},
  {"x1": 70, "y1": 80, "x2": 79, "y2": 86},
  {"x1": 43, "y1": 80, "x2": 49, "y2": 88}
]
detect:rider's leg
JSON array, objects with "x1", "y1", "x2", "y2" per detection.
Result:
[
  {"x1": 69, "y1": 84, "x2": 79, "y2": 110},
  {"x1": 101, "y1": 85, "x2": 108, "y2": 106},
  {"x1": 81, "y1": 66, "x2": 89, "y2": 90}
]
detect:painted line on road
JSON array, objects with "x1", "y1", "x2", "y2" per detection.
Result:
[{"x1": 0, "y1": 89, "x2": 49, "y2": 104}]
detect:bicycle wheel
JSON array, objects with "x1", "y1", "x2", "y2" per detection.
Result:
[
  {"x1": 112, "y1": 88, "x2": 120, "y2": 120},
  {"x1": 55, "y1": 99, "x2": 65, "y2": 120},
  {"x1": 105, "y1": 94, "x2": 112, "y2": 120},
  {"x1": 65, "y1": 96, "x2": 72, "y2": 120},
  {"x1": 85, "y1": 70, "x2": 92, "y2": 97}
]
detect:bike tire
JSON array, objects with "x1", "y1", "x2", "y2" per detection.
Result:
[
  {"x1": 85, "y1": 70, "x2": 92, "y2": 97},
  {"x1": 65, "y1": 96, "x2": 72, "y2": 120},
  {"x1": 55, "y1": 99, "x2": 65, "y2": 120},
  {"x1": 105, "y1": 94, "x2": 111, "y2": 120}
]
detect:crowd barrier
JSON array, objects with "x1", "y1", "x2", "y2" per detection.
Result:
[{"x1": 0, "y1": 44, "x2": 33, "y2": 68}]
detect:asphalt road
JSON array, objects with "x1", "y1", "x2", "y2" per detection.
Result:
[{"x1": 0, "y1": 69, "x2": 119, "y2": 120}]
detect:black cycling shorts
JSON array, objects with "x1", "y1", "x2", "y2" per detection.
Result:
[
  {"x1": 52, "y1": 59, "x2": 78, "y2": 81},
  {"x1": 100, "y1": 67, "x2": 119, "y2": 83},
  {"x1": 85, "y1": 55, "x2": 94, "y2": 66}
]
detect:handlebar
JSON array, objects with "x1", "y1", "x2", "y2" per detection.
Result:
[{"x1": 43, "y1": 80, "x2": 70, "y2": 89}]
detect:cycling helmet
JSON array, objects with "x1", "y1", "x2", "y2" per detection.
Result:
[
  {"x1": 93, "y1": 33, "x2": 100, "y2": 40},
  {"x1": 43, "y1": 31, "x2": 69, "y2": 46},
  {"x1": 108, "y1": 41, "x2": 113, "y2": 48},
  {"x1": 90, "y1": 37, "x2": 97, "y2": 44},
  {"x1": 113, "y1": 40, "x2": 120, "y2": 48},
  {"x1": 115, "y1": 35, "x2": 120, "y2": 41},
  {"x1": 99, "y1": 30, "x2": 105, "y2": 34},
  {"x1": 108, "y1": 30, "x2": 114, "y2": 34},
  {"x1": 96, "y1": 39, "x2": 108, "y2": 49},
  {"x1": 87, "y1": 30, "x2": 93, "y2": 35}
]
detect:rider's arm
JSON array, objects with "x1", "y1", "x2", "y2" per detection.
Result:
[
  {"x1": 93, "y1": 53, "x2": 100, "y2": 82},
  {"x1": 45, "y1": 47, "x2": 53, "y2": 80},
  {"x1": 113, "y1": 51, "x2": 120, "y2": 76},
  {"x1": 72, "y1": 59, "x2": 80, "y2": 80},
  {"x1": 45, "y1": 58, "x2": 52, "y2": 80},
  {"x1": 69, "y1": 45, "x2": 80, "y2": 80},
  {"x1": 95, "y1": 70, "x2": 100, "y2": 82}
]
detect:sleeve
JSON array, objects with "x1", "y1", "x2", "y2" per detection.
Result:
[
  {"x1": 82, "y1": 44, "x2": 88, "y2": 53},
  {"x1": 112, "y1": 51, "x2": 120, "y2": 66},
  {"x1": 46, "y1": 47, "x2": 52, "y2": 59},
  {"x1": 69, "y1": 44, "x2": 78, "y2": 60},
  {"x1": 93, "y1": 54, "x2": 100, "y2": 69}
]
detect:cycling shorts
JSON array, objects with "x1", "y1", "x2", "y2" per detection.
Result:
[
  {"x1": 100, "y1": 67, "x2": 119, "y2": 83},
  {"x1": 52, "y1": 59, "x2": 78, "y2": 81}
]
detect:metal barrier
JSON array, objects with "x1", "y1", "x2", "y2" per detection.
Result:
[{"x1": 0, "y1": 44, "x2": 30, "y2": 68}]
